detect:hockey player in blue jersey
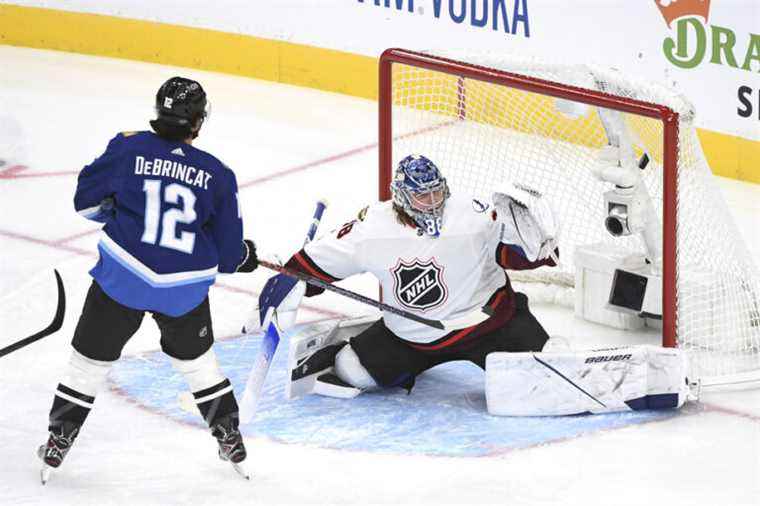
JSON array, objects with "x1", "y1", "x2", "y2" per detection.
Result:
[{"x1": 38, "y1": 77, "x2": 258, "y2": 482}]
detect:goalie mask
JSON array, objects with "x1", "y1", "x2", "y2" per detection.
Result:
[{"x1": 391, "y1": 155, "x2": 450, "y2": 237}]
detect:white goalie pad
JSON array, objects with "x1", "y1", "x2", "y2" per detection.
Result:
[
  {"x1": 286, "y1": 316, "x2": 376, "y2": 399},
  {"x1": 485, "y1": 345, "x2": 690, "y2": 416}
]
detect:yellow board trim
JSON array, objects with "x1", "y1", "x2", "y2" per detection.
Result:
[
  {"x1": 0, "y1": 4, "x2": 378, "y2": 99},
  {"x1": 1, "y1": 4, "x2": 756, "y2": 183},
  {"x1": 698, "y1": 130, "x2": 760, "y2": 184}
]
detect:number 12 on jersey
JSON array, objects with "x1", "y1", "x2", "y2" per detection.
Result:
[{"x1": 141, "y1": 179, "x2": 197, "y2": 254}]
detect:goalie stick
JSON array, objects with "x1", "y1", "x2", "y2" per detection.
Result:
[
  {"x1": 0, "y1": 270, "x2": 66, "y2": 359},
  {"x1": 239, "y1": 200, "x2": 328, "y2": 423},
  {"x1": 257, "y1": 259, "x2": 494, "y2": 331}
]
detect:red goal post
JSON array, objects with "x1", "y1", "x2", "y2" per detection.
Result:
[{"x1": 377, "y1": 47, "x2": 680, "y2": 350}]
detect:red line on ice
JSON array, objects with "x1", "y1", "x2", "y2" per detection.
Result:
[
  {"x1": 53, "y1": 228, "x2": 102, "y2": 245},
  {"x1": 0, "y1": 165, "x2": 30, "y2": 178},
  {"x1": 0, "y1": 228, "x2": 342, "y2": 319},
  {"x1": 238, "y1": 142, "x2": 378, "y2": 189},
  {"x1": 3, "y1": 121, "x2": 454, "y2": 311},
  {"x1": 0, "y1": 169, "x2": 79, "y2": 179},
  {"x1": 0, "y1": 228, "x2": 92, "y2": 256},
  {"x1": 701, "y1": 402, "x2": 760, "y2": 424}
]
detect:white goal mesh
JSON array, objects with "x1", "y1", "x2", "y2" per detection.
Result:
[{"x1": 380, "y1": 49, "x2": 760, "y2": 385}]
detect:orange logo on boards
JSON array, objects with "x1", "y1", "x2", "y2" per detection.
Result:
[
  {"x1": 654, "y1": 0, "x2": 711, "y2": 28},
  {"x1": 654, "y1": 0, "x2": 759, "y2": 72}
]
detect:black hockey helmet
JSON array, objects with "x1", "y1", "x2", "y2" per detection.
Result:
[
  {"x1": 153, "y1": 76, "x2": 208, "y2": 127},
  {"x1": 150, "y1": 77, "x2": 209, "y2": 141}
]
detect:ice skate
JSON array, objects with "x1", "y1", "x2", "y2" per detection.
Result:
[
  {"x1": 211, "y1": 415, "x2": 249, "y2": 480},
  {"x1": 37, "y1": 421, "x2": 80, "y2": 485}
]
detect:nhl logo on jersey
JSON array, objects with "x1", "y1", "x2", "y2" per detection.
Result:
[{"x1": 391, "y1": 258, "x2": 448, "y2": 311}]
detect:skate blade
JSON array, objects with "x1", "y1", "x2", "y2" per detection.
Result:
[
  {"x1": 231, "y1": 462, "x2": 250, "y2": 480},
  {"x1": 37, "y1": 445, "x2": 53, "y2": 485},
  {"x1": 40, "y1": 465, "x2": 53, "y2": 485}
]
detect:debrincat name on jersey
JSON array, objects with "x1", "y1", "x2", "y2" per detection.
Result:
[{"x1": 134, "y1": 155, "x2": 213, "y2": 190}]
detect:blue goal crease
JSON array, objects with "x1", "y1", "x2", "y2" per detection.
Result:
[{"x1": 109, "y1": 325, "x2": 679, "y2": 458}]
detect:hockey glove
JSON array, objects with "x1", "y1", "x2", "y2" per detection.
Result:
[
  {"x1": 236, "y1": 239, "x2": 259, "y2": 273},
  {"x1": 257, "y1": 274, "x2": 306, "y2": 330},
  {"x1": 493, "y1": 182, "x2": 559, "y2": 262}
]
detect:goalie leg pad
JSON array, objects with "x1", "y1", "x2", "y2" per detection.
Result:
[
  {"x1": 485, "y1": 345, "x2": 689, "y2": 416},
  {"x1": 286, "y1": 317, "x2": 377, "y2": 399},
  {"x1": 312, "y1": 344, "x2": 376, "y2": 399},
  {"x1": 313, "y1": 372, "x2": 363, "y2": 399},
  {"x1": 334, "y1": 344, "x2": 378, "y2": 391}
]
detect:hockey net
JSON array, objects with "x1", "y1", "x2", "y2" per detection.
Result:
[{"x1": 378, "y1": 48, "x2": 760, "y2": 386}]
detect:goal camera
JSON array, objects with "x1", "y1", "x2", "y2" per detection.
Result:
[
  {"x1": 604, "y1": 192, "x2": 634, "y2": 237},
  {"x1": 602, "y1": 153, "x2": 651, "y2": 238}
]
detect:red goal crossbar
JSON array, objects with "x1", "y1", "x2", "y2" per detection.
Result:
[{"x1": 377, "y1": 48, "x2": 680, "y2": 348}]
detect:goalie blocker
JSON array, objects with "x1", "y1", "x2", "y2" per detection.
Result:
[{"x1": 485, "y1": 345, "x2": 692, "y2": 416}]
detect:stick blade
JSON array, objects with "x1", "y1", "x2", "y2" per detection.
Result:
[
  {"x1": 50, "y1": 269, "x2": 66, "y2": 332},
  {"x1": 440, "y1": 306, "x2": 494, "y2": 331},
  {"x1": 0, "y1": 270, "x2": 66, "y2": 359}
]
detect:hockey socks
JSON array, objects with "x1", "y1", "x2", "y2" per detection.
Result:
[
  {"x1": 41, "y1": 350, "x2": 113, "y2": 472},
  {"x1": 41, "y1": 383, "x2": 91, "y2": 470},
  {"x1": 48, "y1": 383, "x2": 94, "y2": 428},
  {"x1": 195, "y1": 383, "x2": 247, "y2": 466},
  {"x1": 170, "y1": 349, "x2": 248, "y2": 465},
  {"x1": 192, "y1": 378, "x2": 239, "y2": 427}
]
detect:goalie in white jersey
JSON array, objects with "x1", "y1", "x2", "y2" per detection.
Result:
[
  {"x1": 259, "y1": 154, "x2": 693, "y2": 413},
  {"x1": 265, "y1": 154, "x2": 558, "y2": 393}
]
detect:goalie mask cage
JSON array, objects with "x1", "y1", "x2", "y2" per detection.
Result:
[{"x1": 378, "y1": 48, "x2": 760, "y2": 387}]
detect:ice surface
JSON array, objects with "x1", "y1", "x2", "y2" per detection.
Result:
[
  {"x1": 1, "y1": 46, "x2": 759, "y2": 506},
  {"x1": 110, "y1": 326, "x2": 677, "y2": 457}
]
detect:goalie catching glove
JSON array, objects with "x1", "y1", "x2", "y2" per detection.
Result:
[{"x1": 492, "y1": 182, "x2": 559, "y2": 263}]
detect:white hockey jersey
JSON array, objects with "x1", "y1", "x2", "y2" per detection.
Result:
[{"x1": 288, "y1": 194, "x2": 555, "y2": 346}]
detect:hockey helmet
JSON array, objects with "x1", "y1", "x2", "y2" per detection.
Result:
[
  {"x1": 391, "y1": 154, "x2": 450, "y2": 235},
  {"x1": 154, "y1": 77, "x2": 208, "y2": 127}
]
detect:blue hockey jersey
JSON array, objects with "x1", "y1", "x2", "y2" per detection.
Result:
[{"x1": 75, "y1": 131, "x2": 244, "y2": 316}]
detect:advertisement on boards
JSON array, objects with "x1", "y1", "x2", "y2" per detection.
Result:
[{"x1": 6, "y1": 0, "x2": 758, "y2": 142}]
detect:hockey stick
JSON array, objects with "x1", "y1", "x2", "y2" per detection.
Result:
[
  {"x1": 239, "y1": 308, "x2": 280, "y2": 423},
  {"x1": 0, "y1": 270, "x2": 66, "y2": 359},
  {"x1": 258, "y1": 260, "x2": 493, "y2": 331},
  {"x1": 239, "y1": 200, "x2": 328, "y2": 423}
]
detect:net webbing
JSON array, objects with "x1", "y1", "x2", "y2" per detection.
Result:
[{"x1": 386, "y1": 53, "x2": 760, "y2": 383}]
